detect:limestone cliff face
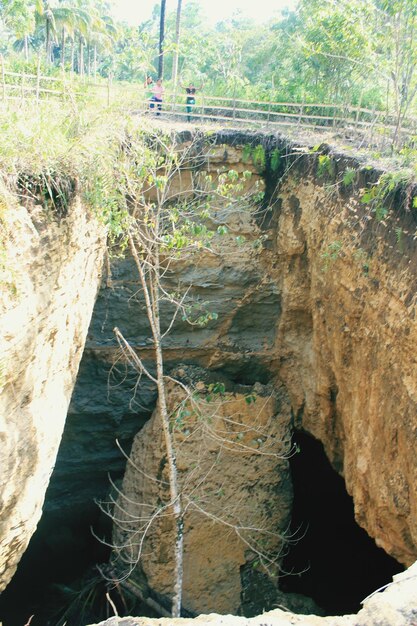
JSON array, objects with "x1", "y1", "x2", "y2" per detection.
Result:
[
  {"x1": 47, "y1": 142, "x2": 274, "y2": 527},
  {"x1": 264, "y1": 153, "x2": 417, "y2": 567},
  {"x1": 0, "y1": 197, "x2": 105, "y2": 591}
]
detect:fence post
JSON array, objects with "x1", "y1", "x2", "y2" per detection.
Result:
[
  {"x1": 342, "y1": 103, "x2": 349, "y2": 131},
  {"x1": 232, "y1": 81, "x2": 236, "y2": 121},
  {"x1": 298, "y1": 96, "x2": 305, "y2": 128},
  {"x1": 354, "y1": 106, "x2": 360, "y2": 130},
  {"x1": 0, "y1": 54, "x2": 5, "y2": 101},
  {"x1": 355, "y1": 91, "x2": 363, "y2": 130},
  {"x1": 36, "y1": 55, "x2": 41, "y2": 103},
  {"x1": 171, "y1": 86, "x2": 177, "y2": 116},
  {"x1": 369, "y1": 105, "x2": 376, "y2": 146},
  {"x1": 266, "y1": 99, "x2": 271, "y2": 128}
]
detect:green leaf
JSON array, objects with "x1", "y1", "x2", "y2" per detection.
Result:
[
  {"x1": 342, "y1": 168, "x2": 356, "y2": 186},
  {"x1": 361, "y1": 192, "x2": 373, "y2": 204},
  {"x1": 208, "y1": 382, "x2": 226, "y2": 395}
]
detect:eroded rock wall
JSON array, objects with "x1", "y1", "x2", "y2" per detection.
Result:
[
  {"x1": 0, "y1": 197, "x2": 105, "y2": 591},
  {"x1": 265, "y1": 153, "x2": 417, "y2": 566}
]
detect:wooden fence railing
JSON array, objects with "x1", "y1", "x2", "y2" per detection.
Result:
[
  {"x1": 135, "y1": 91, "x2": 417, "y2": 149},
  {"x1": 0, "y1": 57, "x2": 65, "y2": 101},
  {"x1": 0, "y1": 59, "x2": 415, "y2": 148}
]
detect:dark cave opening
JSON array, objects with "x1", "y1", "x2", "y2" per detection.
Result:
[
  {"x1": 0, "y1": 505, "x2": 113, "y2": 626},
  {"x1": 280, "y1": 431, "x2": 404, "y2": 615}
]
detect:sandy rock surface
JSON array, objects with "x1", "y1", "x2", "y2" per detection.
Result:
[
  {"x1": 89, "y1": 563, "x2": 417, "y2": 625},
  {"x1": 0, "y1": 198, "x2": 105, "y2": 591}
]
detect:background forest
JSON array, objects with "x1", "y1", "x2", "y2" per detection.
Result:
[{"x1": 0, "y1": 0, "x2": 417, "y2": 122}]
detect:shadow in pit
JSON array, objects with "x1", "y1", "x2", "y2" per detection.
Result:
[{"x1": 280, "y1": 431, "x2": 404, "y2": 616}]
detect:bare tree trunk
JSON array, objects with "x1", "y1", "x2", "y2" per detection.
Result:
[
  {"x1": 70, "y1": 38, "x2": 75, "y2": 73},
  {"x1": 171, "y1": 0, "x2": 182, "y2": 90},
  {"x1": 87, "y1": 42, "x2": 91, "y2": 76},
  {"x1": 46, "y1": 19, "x2": 51, "y2": 64},
  {"x1": 93, "y1": 44, "x2": 97, "y2": 80},
  {"x1": 61, "y1": 27, "x2": 65, "y2": 69},
  {"x1": 158, "y1": 0, "x2": 166, "y2": 79},
  {"x1": 24, "y1": 35, "x2": 29, "y2": 61},
  {"x1": 128, "y1": 232, "x2": 184, "y2": 617},
  {"x1": 79, "y1": 37, "x2": 84, "y2": 76}
]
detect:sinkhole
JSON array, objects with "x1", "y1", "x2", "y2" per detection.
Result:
[{"x1": 280, "y1": 431, "x2": 404, "y2": 615}]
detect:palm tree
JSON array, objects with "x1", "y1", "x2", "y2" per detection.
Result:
[
  {"x1": 34, "y1": 0, "x2": 57, "y2": 63},
  {"x1": 87, "y1": 13, "x2": 117, "y2": 79},
  {"x1": 171, "y1": 0, "x2": 182, "y2": 90},
  {"x1": 53, "y1": 4, "x2": 89, "y2": 69},
  {"x1": 158, "y1": 0, "x2": 166, "y2": 79}
]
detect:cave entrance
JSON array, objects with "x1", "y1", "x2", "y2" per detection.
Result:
[
  {"x1": 0, "y1": 505, "x2": 113, "y2": 626},
  {"x1": 280, "y1": 431, "x2": 404, "y2": 615}
]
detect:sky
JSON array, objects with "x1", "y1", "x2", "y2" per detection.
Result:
[{"x1": 110, "y1": 0, "x2": 298, "y2": 27}]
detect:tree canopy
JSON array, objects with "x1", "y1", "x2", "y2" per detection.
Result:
[{"x1": 1, "y1": 0, "x2": 417, "y2": 118}]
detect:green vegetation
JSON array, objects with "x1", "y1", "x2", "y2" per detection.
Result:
[
  {"x1": 342, "y1": 168, "x2": 356, "y2": 187},
  {"x1": 1, "y1": 0, "x2": 417, "y2": 131},
  {"x1": 0, "y1": 99, "x2": 129, "y2": 225},
  {"x1": 321, "y1": 240, "x2": 343, "y2": 271},
  {"x1": 361, "y1": 171, "x2": 411, "y2": 222},
  {"x1": 317, "y1": 154, "x2": 335, "y2": 180}
]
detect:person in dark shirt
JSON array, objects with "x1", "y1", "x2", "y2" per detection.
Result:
[{"x1": 181, "y1": 81, "x2": 203, "y2": 122}]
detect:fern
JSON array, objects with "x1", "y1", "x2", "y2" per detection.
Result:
[
  {"x1": 395, "y1": 226, "x2": 404, "y2": 251},
  {"x1": 252, "y1": 144, "x2": 266, "y2": 171},
  {"x1": 375, "y1": 205, "x2": 388, "y2": 221},
  {"x1": 317, "y1": 154, "x2": 335, "y2": 179},
  {"x1": 270, "y1": 148, "x2": 281, "y2": 172},
  {"x1": 342, "y1": 168, "x2": 356, "y2": 187},
  {"x1": 242, "y1": 144, "x2": 267, "y2": 172}
]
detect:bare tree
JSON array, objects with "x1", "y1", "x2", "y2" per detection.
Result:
[{"x1": 97, "y1": 129, "x2": 290, "y2": 617}]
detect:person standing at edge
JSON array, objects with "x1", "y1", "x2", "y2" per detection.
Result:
[
  {"x1": 180, "y1": 80, "x2": 204, "y2": 122},
  {"x1": 150, "y1": 78, "x2": 164, "y2": 115},
  {"x1": 143, "y1": 75, "x2": 154, "y2": 110}
]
